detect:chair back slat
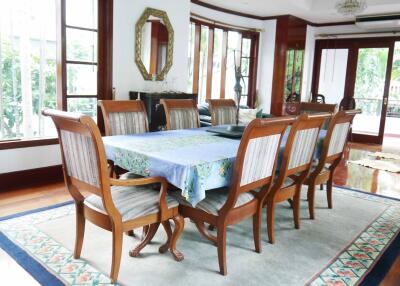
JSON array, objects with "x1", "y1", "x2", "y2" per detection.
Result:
[
  {"x1": 208, "y1": 99, "x2": 237, "y2": 125},
  {"x1": 214, "y1": 106, "x2": 237, "y2": 125},
  {"x1": 240, "y1": 133, "x2": 281, "y2": 186},
  {"x1": 327, "y1": 122, "x2": 351, "y2": 157},
  {"x1": 161, "y1": 99, "x2": 200, "y2": 130},
  {"x1": 288, "y1": 127, "x2": 320, "y2": 170},
  {"x1": 60, "y1": 129, "x2": 101, "y2": 188},
  {"x1": 98, "y1": 100, "x2": 149, "y2": 136},
  {"x1": 108, "y1": 111, "x2": 147, "y2": 135}
]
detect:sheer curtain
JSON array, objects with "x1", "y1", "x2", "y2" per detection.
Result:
[{"x1": 0, "y1": 0, "x2": 57, "y2": 140}]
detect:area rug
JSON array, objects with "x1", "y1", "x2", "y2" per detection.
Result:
[
  {"x1": 0, "y1": 187, "x2": 399, "y2": 286},
  {"x1": 349, "y1": 158, "x2": 400, "y2": 173},
  {"x1": 370, "y1": 152, "x2": 400, "y2": 161}
]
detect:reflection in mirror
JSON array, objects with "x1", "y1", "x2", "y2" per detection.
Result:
[
  {"x1": 141, "y1": 17, "x2": 169, "y2": 77},
  {"x1": 135, "y1": 8, "x2": 174, "y2": 81}
]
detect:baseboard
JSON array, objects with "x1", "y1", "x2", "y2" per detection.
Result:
[{"x1": 0, "y1": 165, "x2": 63, "y2": 191}]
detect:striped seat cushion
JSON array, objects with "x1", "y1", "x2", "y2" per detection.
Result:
[
  {"x1": 169, "y1": 108, "x2": 199, "y2": 130},
  {"x1": 85, "y1": 185, "x2": 179, "y2": 222},
  {"x1": 108, "y1": 111, "x2": 147, "y2": 135},
  {"x1": 214, "y1": 106, "x2": 237, "y2": 125},
  {"x1": 170, "y1": 188, "x2": 255, "y2": 216}
]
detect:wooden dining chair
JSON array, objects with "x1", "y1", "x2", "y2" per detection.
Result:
[
  {"x1": 171, "y1": 116, "x2": 295, "y2": 275},
  {"x1": 303, "y1": 110, "x2": 360, "y2": 219},
  {"x1": 42, "y1": 109, "x2": 184, "y2": 283},
  {"x1": 207, "y1": 99, "x2": 237, "y2": 126},
  {"x1": 99, "y1": 100, "x2": 154, "y2": 237},
  {"x1": 98, "y1": 100, "x2": 149, "y2": 136},
  {"x1": 264, "y1": 113, "x2": 331, "y2": 244},
  {"x1": 161, "y1": 99, "x2": 200, "y2": 130}
]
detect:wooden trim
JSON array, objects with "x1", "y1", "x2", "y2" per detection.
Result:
[
  {"x1": 56, "y1": 0, "x2": 67, "y2": 111},
  {"x1": 0, "y1": 165, "x2": 63, "y2": 191},
  {"x1": 97, "y1": 0, "x2": 114, "y2": 133},
  {"x1": 220, "y1": 30, "x2": 228, "y2": 99},
  {"x1": 206, "y1": 28, "x2": 214, "y2": 99},
  {"x1": 0, "y1": 138, "x2": 59, "y2": 150},
  {"x1": 192, "y1": 23, "x2": 201, "y2": 94}
]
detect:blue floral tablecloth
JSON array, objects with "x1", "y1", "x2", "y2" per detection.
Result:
[{"x1": 103, "y1": 128, "x2": 326, "y2": 206}]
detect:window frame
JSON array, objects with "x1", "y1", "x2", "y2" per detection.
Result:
[
  {"x1": 0, "y1": 0, "x2": 113, "y2": 149},
  {"x1": 189, "y1": 18, "x2": 259, "y2": 107}
]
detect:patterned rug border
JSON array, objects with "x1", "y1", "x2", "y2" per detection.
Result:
[
  {"x1": 0, "y1": 189, "x2": 399, "y2": 286},
  {"x1": 305, "y1": 191, "x2": 400, "y2": 286}
]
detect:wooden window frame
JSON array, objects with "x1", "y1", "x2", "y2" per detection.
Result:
[
  {"x1": 189, "y1": 18, "x2": 259, "y2": 107},
  {"x1": 0, "y1": 0, "x2": 113, "y2": 150}
]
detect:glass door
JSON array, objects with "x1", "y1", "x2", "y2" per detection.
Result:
[{"x1": 351, "y1": 46, "x2": 391, "y2": 144}]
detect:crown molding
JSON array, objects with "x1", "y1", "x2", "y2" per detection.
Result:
[{"x1": 190, "y1": 0, "x2": 356, "y2": 27}]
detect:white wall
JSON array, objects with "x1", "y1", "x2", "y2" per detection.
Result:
[
  {"x1": 0, "y1": 145, "x2": 61, "y2": 173},
  {"x1": 113, "y1": 0, "x2": 191, "y2": 100}
]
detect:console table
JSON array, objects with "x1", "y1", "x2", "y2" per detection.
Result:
[{"x1": 129, "y1": 91, "x2": 198, "y2": 131}]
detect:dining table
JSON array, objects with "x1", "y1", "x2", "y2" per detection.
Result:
[{"x1": 103, "y1": 127, "x2": 326, "y2": 207}]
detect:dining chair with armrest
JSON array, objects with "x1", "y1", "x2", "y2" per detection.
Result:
[
  {"x1": 207, "y1": 99, "x2": 237, "y2": 126},
  {"x1": 303, "y1": 110, "x2": 360, "y2": 219},
  {"x1": 264, "y1": 113, "x2": 331, "y2": 244},
  {"x1": 42, "y1": 109, "x2": 184, "y2": 283},
  {"x1": 171, "y1": 116, "x2": 296, "y2": 275},
  {"x1": 161, "y1": 99, "x2": 200, "y2": 130}
]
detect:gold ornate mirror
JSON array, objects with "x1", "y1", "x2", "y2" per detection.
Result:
[{"x1": 135, "y1": 8, "x2": 174, "y2": 81}]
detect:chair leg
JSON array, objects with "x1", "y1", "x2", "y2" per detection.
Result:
[
  {"x1": 266, "y1": 199, "x2": 276, "y2": 244},
  {"x1": 208, "y1": 224, "x2": 216, "y2": 231},
  {"x1": 159, "y1": 220, "x2": 173, "y2": 253},
  {"x1": 217, "y1": 223, "x2": 227, "y2": 275},
  {"x1": 320, "y1": 184, "x2": 324, "y2": 191},
  {"x1": 194, "y1": 221, "x2": 218, "y2": 245},
  {"x1": 129, "y1": 223, "x2": 159, "y2": 257},
  {"x1": 141, "y1": 225, "x2": 150, "y2": 240},
  {"x1": 327, "y1": 177, "x2": 333, "y2": 209},
  {"x1": 253, "y1": 208, "x2": 262, "y2": 253},
  {"x1": 125, "y1": 230, "x2": 135, "y2": 237},
  {"x1": 293, "y1": 187, "x2": 301, "y2": 229},
  {"x1": 307, "y1": 184, "x2": 316, "y2": 220},
  {"x1": 170, "y1": 215, "x2": 185, "y2": 262},
  {"x1": 73, "y1": 203, "x2": 85, "y2": 259},
  {"x1": 110, "y1": 225, "x2": 123, "y2": 284}
]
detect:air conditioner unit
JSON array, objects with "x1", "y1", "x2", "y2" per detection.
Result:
[{"x1": 355, "y1": 14, "x2": 400, "y2": 31}]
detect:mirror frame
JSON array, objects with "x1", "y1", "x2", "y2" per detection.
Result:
[{"x1": 135, "y1": 8, "x2": 174, "y2": 81}]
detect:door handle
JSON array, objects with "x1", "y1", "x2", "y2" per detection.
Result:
[{"x1": 383, "y1": 97, "x2": 388, "y2": 106}]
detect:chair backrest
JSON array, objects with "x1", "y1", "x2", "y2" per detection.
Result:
[
  {"x1": 317, "y1": 110, "x2": 360, "y2": 168},
  {"x1": 311, "y1": 94, "x2": 326, "y2": 104},
  {"x1": 220, "y1": 117, "x2": 296, "y2": 213},
  {"x1": 207, "y1": 99, "x2": 237, "y2": 126},
  {"x1": 299, "y1": 102, "x2": 337, "y2": 114},
  {"x1": 98, "y1": 100, "x2": 149, "y2": 136},
  {"x1": 278, "y1": 113, "x2": 331, "y2": 180},
  {"x1": 339, "y1": 97, "x2": 356, "y2": 111},
  {"x1": 161, "y1": 99, "x2": 200, "y2": 130},
  {"x1": 42, "y1": 109, "x2": 117, "y2": 213}
]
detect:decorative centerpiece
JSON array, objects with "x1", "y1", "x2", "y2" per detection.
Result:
[{"x1": 227, "y1": 50, "x2": 246, "y2": 133}]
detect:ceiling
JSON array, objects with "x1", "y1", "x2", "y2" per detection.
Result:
[{"x1": 197, "y1": 0, "x2": 400, "y2": 23}]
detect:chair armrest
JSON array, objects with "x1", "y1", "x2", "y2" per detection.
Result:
[
  {"x1": 109, "y1": 177, "x2": 170, "y2": 221},
  {"x1": 109, "y1": 177, "x2": 166, "y2": 187}
]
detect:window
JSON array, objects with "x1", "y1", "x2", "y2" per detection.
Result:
[
  {"x1": 0, "y1": 0, "x2": 112, "y2": 144},
  {"x1": 64, "y1": 0, "x2": 98, "y2": 118},
  {"x1": 187, "y1": 19, "x2": 259, "y2": 107},
  {"x1": 284, "y1": 49, "x2": 304, "y2": 100},
  {"x1": 0, "y1": 0, "x2": 57, "y2": 140}
]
